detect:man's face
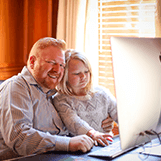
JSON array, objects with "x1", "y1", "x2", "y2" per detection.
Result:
[{"x1": 31, "y1": 46, "x2": 65, "y2": 90}]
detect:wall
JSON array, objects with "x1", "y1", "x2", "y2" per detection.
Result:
[{"x1": 0, "y1": 0, "x2": 58, "y2": 80}]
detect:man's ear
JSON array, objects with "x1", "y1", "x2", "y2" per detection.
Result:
[{"x1": 29, "y1": 55, "x2": 36, "y2": 69}]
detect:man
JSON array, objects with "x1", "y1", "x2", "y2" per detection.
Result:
[{"x1": 0, "y1": 37, "x2": 113, "y2": 160}]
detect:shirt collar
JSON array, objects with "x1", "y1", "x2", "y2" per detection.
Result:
[
  {"x1": 20, "y1": 66, "x2": 37, "y2": 85},
  {"x1": 20, "y1": 66, "x2": 57, "y2": 95}
]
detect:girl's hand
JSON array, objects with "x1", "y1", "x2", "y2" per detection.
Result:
[{"x1": 86, "y1": 129, "x2": 113, "y2": 146}]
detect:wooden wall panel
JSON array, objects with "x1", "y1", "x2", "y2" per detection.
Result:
[
  {"x1": 156, "y1": 0, "x2": 161, "y2": 37},
  {"x1": 0, "y1": 0, "x2": 25, "y2": 80},
  {"x1": 27, "y1": 0, "x2": 50, "y2": 58},
  {"x1": 0, "y1": 0, "x2": 59, "y2": 80}
]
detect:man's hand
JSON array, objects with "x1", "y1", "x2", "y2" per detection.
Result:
[
  {"x1": 101, "y1": 116, "x2": 114, "y2": 132},
  {"x1": 69, "y1": 135, "x2": 94, "y2": 153},
  {"x1": 86, "y1": 129, "x2": 113, "y2": 147}
]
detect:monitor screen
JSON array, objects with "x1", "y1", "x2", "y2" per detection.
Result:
[{"x1": 111, "y1": 37, "x2": 161, "y2": 150}]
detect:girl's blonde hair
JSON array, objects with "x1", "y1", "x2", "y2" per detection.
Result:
[{"x1": 57, "y1": 49, "x2": 93, "y2": 95}]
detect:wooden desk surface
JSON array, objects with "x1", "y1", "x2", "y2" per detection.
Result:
[{"x1": 11, "y1": 136, "x2": 161, "y2": 161}]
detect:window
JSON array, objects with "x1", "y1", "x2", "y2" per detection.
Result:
[
  {"x1": 98, "y1": 0, "x2": 156, "y2": 97},
  {"x1": 98, "y1": 0, "x2": 156, "y2": 135}
]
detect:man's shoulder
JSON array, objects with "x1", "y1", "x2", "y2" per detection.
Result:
[
  {"x1": 0, "y1": 75, "x2": 19, "y2": 86},
  {"x1": 0, "y1": 67, "x2": 30, "y2": 87},
  {"x1": 0, "y1": 73, "x2": 31, "y2": 92}
]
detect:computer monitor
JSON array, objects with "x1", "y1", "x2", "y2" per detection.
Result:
[{"x1": 111, "y1": 37, "x2": 161, "y2": 150}]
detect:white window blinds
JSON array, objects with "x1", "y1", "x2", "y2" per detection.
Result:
[{"x1": 98, "y1": 0, "x2": 156, "y2": 96}]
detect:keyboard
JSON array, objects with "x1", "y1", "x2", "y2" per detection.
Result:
[{"x1": 88, "y1": 141, "x2": 134, "y2": 159}]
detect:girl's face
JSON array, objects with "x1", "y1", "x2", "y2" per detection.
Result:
[{"x1": 68, "y1": 59, "x2": 90, "y2": 95}]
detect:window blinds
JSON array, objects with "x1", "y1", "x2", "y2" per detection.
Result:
[{"x1": 98, "y1": 0, "x2": 156, "y2": 96}]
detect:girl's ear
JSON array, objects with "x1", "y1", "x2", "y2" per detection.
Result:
[{"x1": 29, "y1": 55, "x2": 36, "y2": 69}]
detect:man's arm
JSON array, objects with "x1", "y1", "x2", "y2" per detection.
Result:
[
  {"x1": 0, "y1": 80, "x2": 93, "y2": 157},
  {"x1": 0, "y1": 80, "x2": 68, "y2": 155}
]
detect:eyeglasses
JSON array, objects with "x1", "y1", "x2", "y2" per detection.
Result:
[{"x1": 45, "y1": 59, "x2": 65, "y2": 69}]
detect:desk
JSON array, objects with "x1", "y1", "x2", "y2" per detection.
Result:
[{"x1": 12, "y1": 136, "x2": 161, "y2": 161}]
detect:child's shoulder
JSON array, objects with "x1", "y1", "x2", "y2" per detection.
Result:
[
  {"x1": 54, "y1": 92, "x2": 78, "y2": 100},
  {"x1": 53, "y1": 92, "x2": 69, "y2": 99},
  {"x1": 53, "y1": 92, "x2": 76, "y2": 106},
  {"x1": 93, "y1": 85, "x2": 115, "y2": 99},
  {"x1": 93, "y1": 85, "x2": 110, "y2": 93}
]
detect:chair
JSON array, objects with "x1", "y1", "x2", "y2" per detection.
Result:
[{"x1": 0, "y1": 80, "x2": 4, "y2": 84}]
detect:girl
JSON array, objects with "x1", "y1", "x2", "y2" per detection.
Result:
[{"x1": 53, "y1": 50, "x2": 118, "y2": 145}]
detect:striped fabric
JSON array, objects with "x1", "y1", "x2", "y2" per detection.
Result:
[{"x1": 0, "y1": 67, "x2": 70, "y2": 160}]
